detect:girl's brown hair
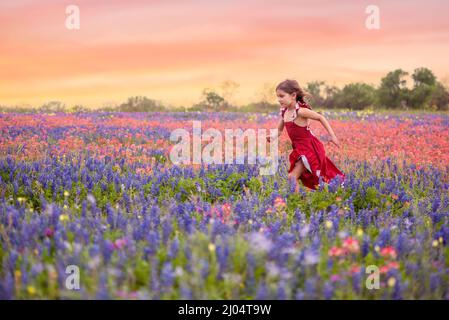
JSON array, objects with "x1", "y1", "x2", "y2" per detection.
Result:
[{"x1": 276, "y1": 79, "x2": 312, "y2": 108}]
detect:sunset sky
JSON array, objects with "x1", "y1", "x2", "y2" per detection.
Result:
[{"x1": 1, "y1": 0, "x2": 449, "y2": 108}]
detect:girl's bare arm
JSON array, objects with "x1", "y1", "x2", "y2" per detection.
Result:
[
  {"x1": 297, "y1": 108, "x2": 341, "y2": 147},
  {"x1": 267, "y1": 118, "x2": 284, "y2": 142},
  {"x1": 297, "y1": 108, "x2": 335, "y2": 137}
]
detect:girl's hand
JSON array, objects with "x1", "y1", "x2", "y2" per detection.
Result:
[{"x1": 330, "y1": 134, "x2": 340, "y2": 148}]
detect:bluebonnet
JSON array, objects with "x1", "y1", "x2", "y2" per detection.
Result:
[
  {"x1": 150, "y1": 258, "x2": 160, "y2": 298},
  {"x1": 245, "y1": 252, "x2": 256, "y2": 295},
  {"x1": 184, "y1": 246, "x2": 192, "y2": 273},
  {"x1": 430, "y1": 273, "x2": 440, "y2": 294},
  {"x1": 352, "y1": 272, "x2": 362, "y2": 294},
  {"x1": 396, "y1": 233, "x2": 408, "y2": 258},
  {"x1": 180, "y1": 284, "x2": 193, "y2": 300},
  {"x1": 392, "y1": 278, "x2": 403, "y2": 300},
  {"x1": 304, "y1": 278, "x2": 316, "y2": 299},
  {"x1": 162, "y1": 218, "x2": 172, "y2": 245},
  {"x1": 95, "y1": 272, "x2": 110, "y2": 300},
  {"x1": 144, "y1": 231, "x2": 159, "y2": 258},
  {"x1": 160, "y1": 262, "x2": 175, "y2": 288},
  {"x1": 294, "y1": 289, "x2": 305, "y2": 300},
  {"x1": 323, "y1": 282, "x2": 334, "y2": 300},
  {"x1": 216, "y1": 243, "x2": 229, "y2": 279},
  {"x1": 277, "y1": 281, "x2": 287, "y2": 299},
  {"x1": 102, "y1": 239, "x2": 115, "y2": 263},
  {"x1": 0, "y1": 272, "x2": 15, "y2": 300},
  {"x1": 168, "y1": 237, "x2": 179, "y2": 260},
  {"x1": 256, "y1": 281, "x2": 268, "y2": 300},
  {"x1": 200, "y1": 259, "x2": 209, "y2": 280},
  {"x1": 378, "y1": 228, "x2": 391, "y2": 247},
  {"x1": 362, "y1": 237, "x2": 370, "y2": 257}
]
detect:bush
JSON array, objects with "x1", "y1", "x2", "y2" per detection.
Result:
[
  {"x1": 336, "y1": 83, "x2": 376, "y2": 110},
  {"x1": 118, "y1": 96, "x2": 166, "y2": 112}
]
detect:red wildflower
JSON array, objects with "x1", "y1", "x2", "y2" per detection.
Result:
[
  {"x1": 113, "y1": 238, "x2": 128, "y2": 250},
  {"x1": 328, "y1": 246, "x2": 345, "y2": 257},
  {"x1": 380, "y1": 261, "x2": 400, "y2": 274},
  {"x1": 342, "y1": 237, "x2": 360, "y2": 253},
  {"x1": 274, "y1": 196, "x2": 286, "y2": 209},
  {"x1": 350, "y1": 264, "x2": 361, "y2": 274},
  {"x1": 380, "y1": 246, "x2": 397, "y2": 259}
]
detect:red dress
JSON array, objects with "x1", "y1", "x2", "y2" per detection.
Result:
[{"x1": 281, "y1": 101, "x2": 345, "y2": 190}]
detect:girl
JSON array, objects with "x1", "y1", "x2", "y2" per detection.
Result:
[{"x1": 267, "y1": 79, "x2": 345, "y2": 192}]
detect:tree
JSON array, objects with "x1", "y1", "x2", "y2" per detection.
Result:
[
  {"x1": 40, "y1": 101, "x2": 66, "y2": 113},
  {"x1": 191, "y1": 89, "x2": 230, "y2": 112},
  {"x1": 306, "y1": 81, "x2": 325, "y2": 107},
  {"x1": 119, "y1": 96, "x2": 165, "y2": 112},
  {"x1": 412, "y1": 67, "x2": 436, "y2": 87},
  {"x1": 240, "y1": 101, "x2": 278, "y2": 113},
  {"x1": 337, "y1": 83, "x2": 376, "y2": 110},
  {"x1": 377, "y1": 69, "x2": 408, "y2": 109},
  {"x1": 71, "y1": 105, "x2": 88, "y2": 113},
  {"x1": 204, "y1": 89, "x2": 225, "y2": 111},
  {"x1": 256, "y1": 82, "x2": 277, "y2": 104},
  {"x1": 323, "y1": 84, "x2": 341, "y2": 109},
  {"x1": 407, "y1": 67, "x2": 437, "y2": 109},
  {"x1": 430, "y1": 82, "x2": 449, "y2": 111},
  {"x1": 219, "y1": 80, "x2": 240, "y2": 105}
]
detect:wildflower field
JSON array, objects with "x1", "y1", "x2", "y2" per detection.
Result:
[{"x1": 0, "y1": 110, "x2": 448, "y2": 299}]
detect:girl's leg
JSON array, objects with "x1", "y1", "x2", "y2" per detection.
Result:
[{"x1": 288, "y1": 160, "x2": 305, "y2": 193}]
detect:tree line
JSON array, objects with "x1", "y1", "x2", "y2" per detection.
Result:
[
  {"x1": 305, "y1": 68, "x2": 448, "y2": 111},
  {"x1": 1, "y1": 67, "x2": 448, "y2": 113}
]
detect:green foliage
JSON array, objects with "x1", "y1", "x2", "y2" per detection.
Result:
[
  {"x1": 3, "y1": 66, "x2": 449, "y2": 113},
  {"x1": 430, "y1": 82, "x2": 449, "y2": 111},
  {"x1": 377, "y1": 69, "x2": 409, "y2": 109},
  {"x1": 247, "y1": 177, "x2": 262, "y2": 193},
  {"x1": 306, "y1": 81, "x2": 326, "y2": 106},
  {"x1": 309, "y1": 185, "x2": 337, "y2": 211},
  {"x1": 118, "y1": 96, "x2": 166, "y2": 112},
  {"x1": 337, "y1": 83, "x2": 376, "y2": 110},
  {"x1": 353, "y1": 186, "x2": 382, "y2": 211},
  {"x1": 190, "y1": 89, "x2": 232, "y2": 112}
]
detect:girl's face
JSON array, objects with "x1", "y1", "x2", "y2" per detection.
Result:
[{"x1": 276, "y1": 89, "x2": 296, "y2": 107}]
